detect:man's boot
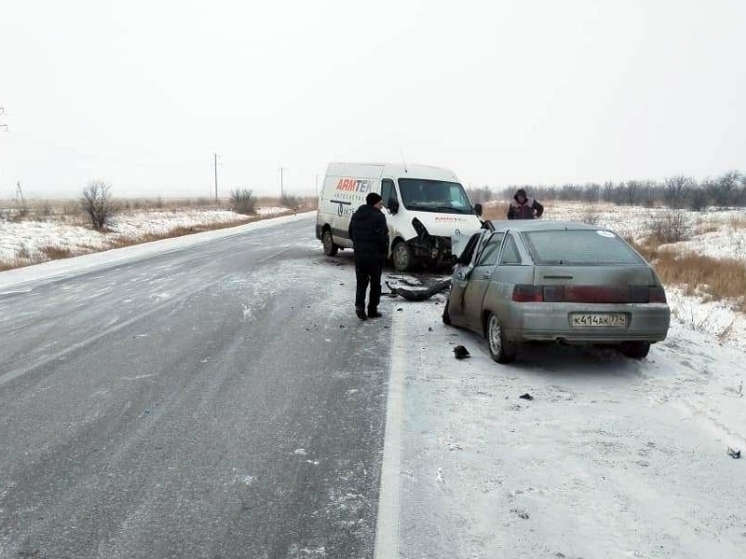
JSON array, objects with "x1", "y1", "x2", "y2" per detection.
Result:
[
  {"x1": 367, "y1": 307, "x2": 382, "y2": 318},
  {"x1": 356, "y1": 308, "x2": 368, "y2": 320}
]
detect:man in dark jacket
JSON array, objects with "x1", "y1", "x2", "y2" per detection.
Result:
[
  {"x1": 348, "y1": 192, "x2": 389, "y2": 320},
  {"x1": 507, "y1": 188, "x2": 544, "y2": 219}
]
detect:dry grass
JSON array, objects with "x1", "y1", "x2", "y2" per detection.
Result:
[
  {"x1": 729, "y1": 215, "x2": 746, "y2": 230},
  {"x1": 481, "y1": 202, "x2": 510, "y2": 221},
  {"x1": 0, "y1": 260, "x2": 23, "y2": 272},
  {"x1": 694, "y1": 222, "x2": 720, "y2": 235},
  {"x1": 630, "y1": 240, "x2": 746, "y2": 312},
  {"x1": 39, "y1": 245, "x2": 75, "y2": 260}
]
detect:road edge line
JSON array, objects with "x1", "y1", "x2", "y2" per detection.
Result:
[{"x1": 373, "y1": 307, "x2": 408, "y2": 559}]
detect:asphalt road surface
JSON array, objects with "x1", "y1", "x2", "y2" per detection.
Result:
[{"x1": 0, "y1": 216, "x2": 389, "y2": 559}]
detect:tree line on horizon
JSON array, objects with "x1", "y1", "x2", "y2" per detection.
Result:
[{"x1": 468, "y1": 170, "x2": 746, "y2": 211}]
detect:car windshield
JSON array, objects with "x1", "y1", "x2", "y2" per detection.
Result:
[
  {"x1": 398, "y1": 178, "x2": 474, "y2": 214},
  {"x1": 523, "y1": 229, "x2": 646, "y2": 265}
]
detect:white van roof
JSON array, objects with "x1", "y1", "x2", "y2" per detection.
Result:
[{"x1": 326, "y1": 162, "x2": 460, "y2": 183}]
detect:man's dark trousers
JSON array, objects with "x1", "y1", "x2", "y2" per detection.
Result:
[{"x1": 355, "y1": 262, "x2": 382, "y2": 311}]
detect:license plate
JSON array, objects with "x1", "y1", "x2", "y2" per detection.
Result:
[{"x1": 570, "y1": 313, "x2": 628, "y2": 327}]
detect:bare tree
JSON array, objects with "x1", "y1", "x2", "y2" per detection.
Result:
[
  {"x1": 230, "y1": 188, "x2": 256, "y2": 215},
  {"x1": 713, "y1": 170, "x2": 741, "y2": 208},
  {"x1": 81, "y1": 181, "x2": 114, "y2": 230},
  {"x1": 602, "y1": 181, "x2": 616, "y2": 203},
  {"x1": 687, "y1": 184, "x2": 710, "y2": 212},
  {"x1": 663, "y1": 175, "x2": 693, "y2": 209}
]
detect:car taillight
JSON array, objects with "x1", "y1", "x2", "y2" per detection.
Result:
[
  {"x1": 542, "y1": 285, "x2": 565, "y2": 302},
  {"x1": 512, "y1": 285, "x2": 544, "y2": 302},
  {"x1": 649, "y1": 286, "x2": 668, "y2": 304},
  {"x1": 516, "y1": 284, "x2": 668, "y2": 303}
]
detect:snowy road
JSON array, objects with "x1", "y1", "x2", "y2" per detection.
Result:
[
  {"x1": 1, "y1": 214, "x2": 745, "y2": 558},
  {"x1": 0, "y1": 216, "x2": 389, "y2": 558}
]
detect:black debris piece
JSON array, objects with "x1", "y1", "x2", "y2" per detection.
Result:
[
  {"x1": 519, "y1": 393, "x2": 534, "y2": 401},
  {"x1": 453, "y1": 345, "x2": 470, "y2": 359},
  {"x1": 727, "y1": 447, "x2": 741, "y2": 459},
  {"x1": 385, "y1": 279, "x2": 451, "y2": 301}
]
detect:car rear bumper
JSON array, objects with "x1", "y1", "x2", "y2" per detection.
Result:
[{"x1": 502, "y1": 303, "x2": 671, "y2": 343}]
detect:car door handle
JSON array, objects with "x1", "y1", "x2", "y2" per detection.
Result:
[{"x1": 480, "y1": 272, "x2": 491, "y2": 280}]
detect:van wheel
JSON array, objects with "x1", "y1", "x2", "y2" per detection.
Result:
[
  {"x1": 322, "y1": 229, "x2": 338, "y2": 256},
  {"x1": 392, "y1": 241, "x2": 413, "y2": 272},
  {"x1": 486, "y1": 313, "x2": 516, "y2": 364},
  {"x1": 618, "y1": 341, "x2": 650, "y2": 359}
]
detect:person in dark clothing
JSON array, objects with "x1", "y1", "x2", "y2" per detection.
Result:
[
  {"x1": 348, "y1": 192, "x2": 389, "y2": 320},
  {"x1": 507, "y1": 188, "x2": 544, "y2": 219}
]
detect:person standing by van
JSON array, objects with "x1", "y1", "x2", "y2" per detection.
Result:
[
  {"x1": 348, "y1": 192, "x2": 389, "y2": 320},
  {"x1": 507, "y1": 188, "x2": 544, "y2": 219}
]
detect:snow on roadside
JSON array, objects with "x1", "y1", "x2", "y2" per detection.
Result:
[
  {"x1": 256, "y1": 206, "x2": 291, "y2": 216},
  {"x1": 0, "y1": 207, "x2": 292, "y2": 264},
  {"x1": 388, "y1": 290, "x2": 746, "y2": 559}
]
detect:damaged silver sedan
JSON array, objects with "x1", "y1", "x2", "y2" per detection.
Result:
[{"x1": 443, "y1": 220, "x2": 671, "y2": 363}]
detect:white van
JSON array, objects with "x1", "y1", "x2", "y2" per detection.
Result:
[{"x1": 315, "y1": 162, "x2": 485, "y2": 271}]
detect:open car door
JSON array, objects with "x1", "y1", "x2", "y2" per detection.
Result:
[{"x1": 447, "y1": 229, "x2": 491, "y2": 325}]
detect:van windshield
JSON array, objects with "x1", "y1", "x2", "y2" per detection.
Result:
[{"x1": 398, "y1": 179, "x2": 474, "y2": 214}]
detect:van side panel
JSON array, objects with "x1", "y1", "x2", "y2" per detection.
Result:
[{"x1": 316, "y1": 163, "x2": 384, "y2": 249}]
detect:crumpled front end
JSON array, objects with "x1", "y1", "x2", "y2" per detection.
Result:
[{"x1": 409, "y1": 218, "x2": 456, "y2": 268}]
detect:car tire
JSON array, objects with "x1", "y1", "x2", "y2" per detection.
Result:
[
  {"x1": 618, "y1": 341, "x2": 651, "y2": 359},
  {"x1": 322, "y1": 229, "x2": 338, "y2": 257},
  {"x1": 392, "y1": 241, "x2": 413, "y2": 272},
  {"x1": 486, "y1": 312, "x2": 516, "y2": 364},
  {"x1": 442, "y1": 299, "x2": 451, "y2": 325}
]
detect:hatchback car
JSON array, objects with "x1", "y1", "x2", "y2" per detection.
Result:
[{"x1": 443, "y1": 220, "x2": 671, "y2": 363}]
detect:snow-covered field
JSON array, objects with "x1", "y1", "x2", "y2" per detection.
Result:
[
  {"x1": 2, "y1": 202, "x2": 746, "y2": 557},
  {"x1": 0, "y1": 206, "x2": 291, "y2": 267}
]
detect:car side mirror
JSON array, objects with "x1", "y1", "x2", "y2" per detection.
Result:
[
  {"x1": 388, "y1": 199, "x2": 399, "y2": 214},
  {"x1": 474, "y1": 203, "x2": 483, "y2": 217}
]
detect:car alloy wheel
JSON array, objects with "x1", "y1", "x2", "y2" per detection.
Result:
[{"x1": 487, "y1": 312, "x2": 516, "y2": 364}]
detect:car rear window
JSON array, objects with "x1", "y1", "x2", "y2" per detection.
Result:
[{"x1": 522, "y1": 230, "x2": 645, "y2": 265}]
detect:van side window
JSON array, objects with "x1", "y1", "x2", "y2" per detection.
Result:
[
  {"x1": 499, "y1": 234, "x2": 521, "y2": 265},
  {"x1": 381, "y1": 179, "x2": 397, "y2": 207},
  {"x1": 476, "y1": 233, "x2": 505, "y2": 267}
]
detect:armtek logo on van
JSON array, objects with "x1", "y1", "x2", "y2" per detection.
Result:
[
  {"x1": 434, "y1": 216, "x2": 467, "y2": 222},
  {"x1": 336, "y1": 178, "x2": 374, "y2": 193}
]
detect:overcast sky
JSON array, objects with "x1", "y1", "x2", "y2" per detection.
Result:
[{"x1": 1, "y1": 0, "x2": 744, "y2": 199}]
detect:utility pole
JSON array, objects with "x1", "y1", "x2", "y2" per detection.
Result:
[
  {"x1": 15, "y1": 181, "x2": 24, "y2": 205},
  {"x1": 279, "y1": 166, "x2": 286, "y2": 199},
  {"x1": 212, "y1": 153, "x2": 219, "y2": 203},
  {"x1": 0, "y1": 107, "x2": 8, "y2": 206}
]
